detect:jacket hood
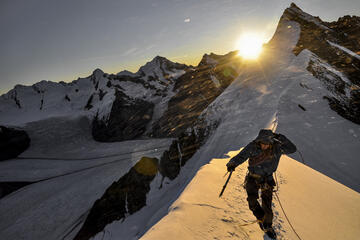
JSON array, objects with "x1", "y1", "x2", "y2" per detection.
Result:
[{"x1": 255, "y1": 129, "x2": 275, "y2": 144}]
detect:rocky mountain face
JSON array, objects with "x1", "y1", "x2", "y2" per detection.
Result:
[
  {"x1": 92, "y1": 90, "x2": 154, "y2": 142},
  {"x1": 282, "y1": 3, "x2": 360, "y2": 123},
  {"x1": 74, "y1": 157, "x2": 159, "y2": 240},
  {"x1": 151, "y1": 51, "x2": 240, "y2": 137}
]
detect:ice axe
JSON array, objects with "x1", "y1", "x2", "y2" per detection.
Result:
[{"x1": 219, "y1": 170, "x2": 233, "y2": 197}]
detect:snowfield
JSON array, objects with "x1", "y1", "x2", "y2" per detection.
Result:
[{"x1": 0, "y1": 115, "x2": 173, "y2": 240}]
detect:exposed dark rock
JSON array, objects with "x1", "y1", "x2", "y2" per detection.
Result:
[
  {"x1": 275, "y1": 3, "x2": 360, "y2": 86},
  {"x1": 74, "y1": 157, "x2": 159, "y2": 240},
  {"x1": 92, "y1": 90, "x2": 154, "y2": 142},
  {"x1": 324, "y1": 15, "x2": 360, "y2": 54},
  {"x1": 307, "y1": 58, "x2": 360, "y2": 123},
  {"x1": 98, "y1": 89, "x2": 107, "y2": 101},
  {"x1": 283, "y1": 3, "x2": 360, "y2": 86},
  {"x1": 323, "y1": 91, "x2": 360, "y2": 124},
  {"x1": 13, "y1": 91, "x2": 21, "y2": 109},
  {"x1": 84, "y1": 95, "x2": 94, "y2": 110},
  {"x1": 298, "y1": 104, "x2": 306, "y2": 111},
  {"x1": 0, "y1": 126, "x2": 30, "y2": 161},
  {"x1": 40, "y1": 97, "x2": 44, "y2": 110},
  {"x1": 0, "y1": 182, "x2": 32, "y2": 199},
  {"x1": 279, "y1": 3, "x2": 360, "y2": 124},
  {"x1": 299, "y1": 82, "x2": 312, "y2": 90},
  {"x1": 159, "y1": 129, "x2": 201, "y2": 180},
  {"x1": 151, "y1": 51, "x2": 240, "y2": 137},
  {"x1": 65, "y1": 94, "x2": 71, "y2": 101},
  {"x1": 110, "y1": 74, "x2": 158, "y2": 91}
]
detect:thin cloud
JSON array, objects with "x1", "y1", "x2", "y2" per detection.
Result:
[{"x1": 121, "y1": 47, "x2": 138, "y2": 57}]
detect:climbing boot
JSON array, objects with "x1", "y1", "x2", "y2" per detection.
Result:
[{"x1": 264, "y1": 227, "x2": 276, "y2": 239}]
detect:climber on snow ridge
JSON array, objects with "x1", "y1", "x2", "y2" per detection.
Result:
[{"x1": 226, "y1": 129, "x2": 297, "y2": 239}]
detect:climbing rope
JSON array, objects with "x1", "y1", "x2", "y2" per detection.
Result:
[
  {"x1": 274, "y1": 170, "x2": 303, "y2": 240},
  {"x1": 297, "y1": 149, "x2": 305, "y2": 164},
  {"x1": 268, "y1": 125, "x2": 304, "y2": 239},
  {"x1": 274, "y1": 191, "x2": 303, "y2": 240}
]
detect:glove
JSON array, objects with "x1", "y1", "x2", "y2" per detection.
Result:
[
  {"x1": 273, "y1": 133, "x2": 282, "y2": 143},
  {"x1": 226, "y1": 161, "x2": 236, "y2": 172}
]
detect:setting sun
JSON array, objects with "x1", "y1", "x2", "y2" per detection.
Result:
[{"x1": 236, "y1": 33, "x2": 264, "y2": 59}]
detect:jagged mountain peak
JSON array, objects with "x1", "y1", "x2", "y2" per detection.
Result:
[
  {"x1": 198, "y1": 53, "x2": 218, "y2": 66},
  {"x1": 282, "y1": 3, "x2": 328, "y2": 30},
  {"x1": 92, "y1": 68, "x2": 104, "y2": 77},
  {"x1": 140, "y1": 55, "x2": 175, "y2": 70},
  {"x1": 136, "y1": 55, "x2": 188, "y2": 81},
  {"x1": 198, "y1": 51, "x2": 239, "y2": 67},
  {"x1": 152, "y1": 55, "x2": 170, "y2": 63},
  {"x1": 89, "y1": 68, "x2": 105, "y2": 84},
  {"x1": 116, "y1": 70, "x2": 137, "y2": 77},
  {"x1": 289, "y1": 2, "x2": 301, "y2": 11}
]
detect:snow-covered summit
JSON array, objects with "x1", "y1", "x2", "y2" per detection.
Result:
[
  {"x1": 0, "y1": 56, "x2": 188, "y2": 130},
  {"x1": 116, "y1": 70, "x2": 137, "y2": 77},
  {"x1": 0, "y1": 68, "x2": 113, "y2": 126},
  {"x1": 136, "y1": 55, "x2": 188, "y2": 82},
  {"x1": 91, "y1": 68, "x2": 105, "y2": 81}
]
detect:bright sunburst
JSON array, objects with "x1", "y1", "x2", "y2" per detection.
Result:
[{"x1": 236, "y1": 33, "x2": 264, "y2": 60}]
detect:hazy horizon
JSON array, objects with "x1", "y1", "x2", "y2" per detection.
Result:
[{"x1": 1, "y1": 0, "x2": 359, "y2": 94}]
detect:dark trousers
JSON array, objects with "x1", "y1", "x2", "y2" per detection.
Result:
[{"x1": 245, "y1": 174, "x2": 274, "y2": 228}]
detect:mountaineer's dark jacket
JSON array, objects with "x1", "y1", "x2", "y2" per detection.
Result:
[{"x1": 228, "y1": 130, "x2": 296, "y2": 176}]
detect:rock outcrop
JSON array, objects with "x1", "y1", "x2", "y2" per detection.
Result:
[
  {"x1": 74, "y1": 157, "x2": 159, "y2": 240},
  {"x1": 92, "y1": 90, "x2": 154, "y2": 142},
  {"x1": 281, "y1": 3, "x2": 360, "y2": 123},
  {"x1": 0, "y1": 126, "x2": 30, "y2": 160},
  {"x1": 151, "y1": 51, "x2": 240, "y2": 137}
]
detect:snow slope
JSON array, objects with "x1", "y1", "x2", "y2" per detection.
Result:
[
  {"x1": 0, "y1": 115, "x2": 173, "y2": 240},
  {"x1": 0, "y1": 115, "x2": 173, "y2": 182},
  {"x1": 195, "y1": 18, "x2": 360, "y2": 191},
  {"x1": 0, "y1": 69, "x2": 115, "y2": 126},
  {"x1": 141, "y1": 151, "x2": 360, "y2": 240},
  {"x1": 0, "y1": 57, "x2": 187, "y2": 127}
]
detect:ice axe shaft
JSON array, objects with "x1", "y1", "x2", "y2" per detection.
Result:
[{"x1": 219, "y1": 171, "x2": 233, "y2": 197}]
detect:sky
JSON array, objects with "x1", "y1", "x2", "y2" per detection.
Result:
[{"x1": 0, "y1": 0, "x2": 359, "y2": 94}]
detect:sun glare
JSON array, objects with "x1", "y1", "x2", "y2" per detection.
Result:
[{"x1": 236, "y1": 33, "x2": 264, "y2": 60}]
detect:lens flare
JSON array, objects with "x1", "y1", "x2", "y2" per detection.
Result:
[{"x1": 236, "y1": 33, "x2": 264, "y2": 60}]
